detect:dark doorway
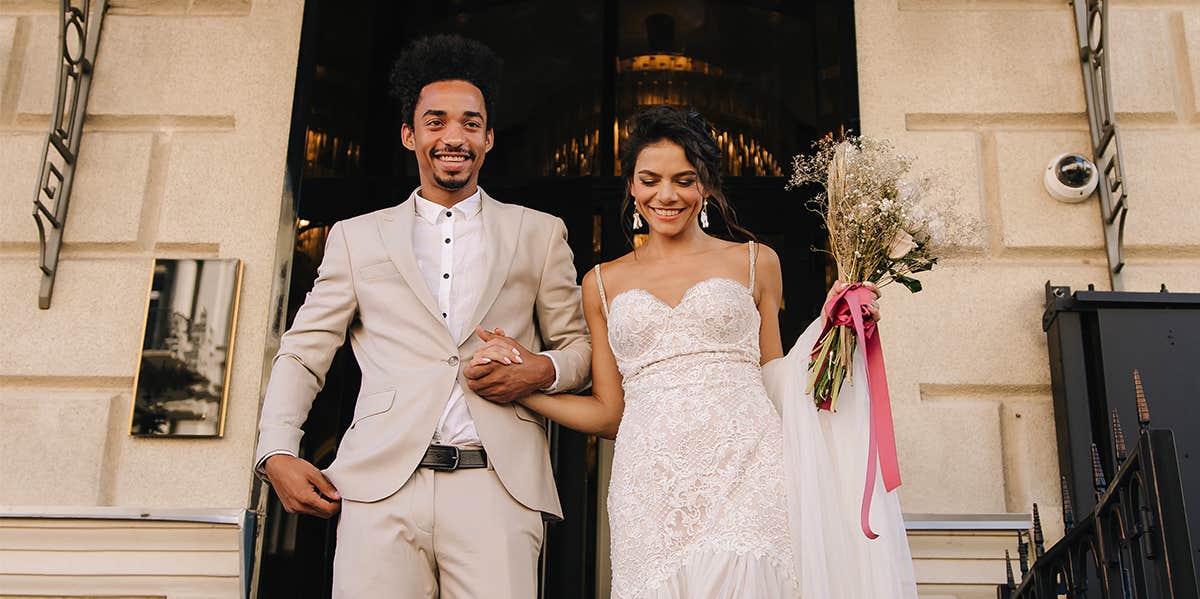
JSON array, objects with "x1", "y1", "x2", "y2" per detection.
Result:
[{"x1": 256, "y1": 2, "x2": 858, "y2": 598}]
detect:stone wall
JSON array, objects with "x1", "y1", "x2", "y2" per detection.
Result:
[
  {"x1": 0, "y1": 0, "x2": 302, "y2": 594},
  {"x1": 855, "y1": 0, "x2": 1200, "y2": 595},
  {"x1": 1, "y1": 0, "x2": 300, "y2": 595}
]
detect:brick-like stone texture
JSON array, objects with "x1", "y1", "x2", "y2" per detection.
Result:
[
  {"x1": 1108, "y1": 9, "x2": 1176, "y2": 116},
  {"x1": 0, "y1": 17, "x2": 17, "y2": 115},
  {"x1": 0, "y1": 258, "x2": 151, "y2": 377},
  {"x1": 858, "y1": 8, "x2": 1084, "y2": 120},
  {"x1": 0, "y1": 390, "x2": 120, "y2": 505},
  {"x1": 1186, "y1": 11, "x2": 1200, "y2": 116},
  {"x1": 895, "y1": 400, "x2": 1007, "y2": 513},
  {"x1": 995, "y1": 130, "x2": 1104, "y2": 249},
  {"x1": 1120, "y1": 129, "x2": 1200, "y2": 249},
  {"x1": 882, "y1": 262, "x2": 1110, "y2": 389},
  {"x1": 19, "y1": 15, "x2": 245, "y2": 117},
  {"x1": 0, "y1": 132, "x2": 152, "y2": 244}
]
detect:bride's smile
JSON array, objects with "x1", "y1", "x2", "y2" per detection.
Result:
[{"x1": 646, "y1": 206, "x2": 684, "y2": 219}]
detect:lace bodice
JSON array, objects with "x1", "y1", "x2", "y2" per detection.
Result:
[
  {"x1": 596, "y1": 244, "x2": 798, "y2": 598},
  {"x1": 606, "y1": 278, "x2": 761, "y2": 382}
]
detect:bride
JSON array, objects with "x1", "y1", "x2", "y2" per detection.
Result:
[{"x1": 472, "y1": 106, "x2": 917, "y2": 598}]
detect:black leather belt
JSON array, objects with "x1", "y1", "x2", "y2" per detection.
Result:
[{"x1": 420, "y1": 444, "x2": 488, "y2": 471}]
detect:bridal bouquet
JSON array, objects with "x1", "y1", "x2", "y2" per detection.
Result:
[{"x1": 788, "y1": 135, "x2": 969, "y2": 411}]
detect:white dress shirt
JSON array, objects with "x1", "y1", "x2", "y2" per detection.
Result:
[
  {"x1": 413, "y1": 190, "x2": 559, "y2": 448},
  {"x1": 412, "y1": 191, "x2": 486, "y2": 446}
]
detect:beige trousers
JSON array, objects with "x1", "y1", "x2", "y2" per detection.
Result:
[{"x1": 332, "y1": 466, "x2": 545, "y2": 599}]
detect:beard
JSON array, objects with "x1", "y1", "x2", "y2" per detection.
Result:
[
  {"x1": 430, "y1": 145, "x2": 476, "y2": 190},
  {"x1": 433, "y1": 171, "x2": 471, "y2": 190}
]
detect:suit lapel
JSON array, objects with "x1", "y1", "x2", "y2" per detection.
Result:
[
  {"x1": 458, "y1": 190, "x2": 523, "y2": 346},
  {"x1": 377, "y1": 192, "x2": 444, "y2": 324}
]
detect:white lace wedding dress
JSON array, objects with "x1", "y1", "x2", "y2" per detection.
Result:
[{"x1": 595, "y1": 243, "x2": 917, "y2": 599}]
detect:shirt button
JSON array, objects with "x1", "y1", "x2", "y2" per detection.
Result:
[
  {"x1": 444, "y1": 238, "x2": 451, "y2": 244},
  {"x1": 443, "y1": 273, "x2": 450, "y2": 279},
  {"x1": 442, "y1": 312, "x2": 447, "y2": 318},
  {"x1": 447, "y1": 356, "x2": 460, "y2": 366},
  {"x1": 446, "y1": 211, "x2": 453, "y2": 218}
]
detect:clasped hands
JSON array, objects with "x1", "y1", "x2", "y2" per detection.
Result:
[{"x1": 465, "y1": 327, "x2": 555, "y2": 404}]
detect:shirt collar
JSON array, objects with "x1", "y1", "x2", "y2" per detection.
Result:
[{"x1": 414, "y1": 189, "x2": 483, "y2": 224}]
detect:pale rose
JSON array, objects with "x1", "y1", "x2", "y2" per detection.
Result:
[{"x1": 887, "y1": 230, "x2": 917, "y2": 259}]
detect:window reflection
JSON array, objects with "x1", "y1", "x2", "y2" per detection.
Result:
[
  {"x1": 613, "y1": 3, "x2": 848, "y2": 176},
  {"x1": 299, "y1": 1, "x2": 855, "y2": 182}
]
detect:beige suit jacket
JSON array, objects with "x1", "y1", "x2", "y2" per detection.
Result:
[{"x1": 254, "y1": 189, "x2": 591, "y2": 519}]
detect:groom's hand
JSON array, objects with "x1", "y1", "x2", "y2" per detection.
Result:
[
  {"x1": 263, "y1": 454, "x2": 341, "y2": 518},
  {"x1": 466, "y1": 327, "x2": 555, "y2": 404}
]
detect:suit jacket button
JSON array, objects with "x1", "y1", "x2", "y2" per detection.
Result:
[{"x1": 447, "y1": 356, "x2": 460, "y2": 366}]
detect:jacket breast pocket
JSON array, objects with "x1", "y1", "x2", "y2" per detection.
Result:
[
  {"x1": 350, "y1": 389, "x2": 396, "y2": 428},
  {"x1": 358, "y1": 261, "x2": 401, "y2": 281}
]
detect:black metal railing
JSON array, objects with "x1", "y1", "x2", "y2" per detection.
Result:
[{"x1": 998, "y1": 373, "x2": 1197, "y2": 598}]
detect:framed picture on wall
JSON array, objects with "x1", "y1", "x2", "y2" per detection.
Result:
[{"x1": 131, "y1": 258, "x2": 244, "y2": 437}]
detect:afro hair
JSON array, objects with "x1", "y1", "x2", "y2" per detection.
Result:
[{"x1": 390, "y1": 34, "x2": 503, "y2": 128}]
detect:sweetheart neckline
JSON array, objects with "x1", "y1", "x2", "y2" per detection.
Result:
[{"x1": 607, "y1": 277, "x2": 753, "y2": 312}]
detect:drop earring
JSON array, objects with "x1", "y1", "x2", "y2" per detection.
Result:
[
  {"x1": 632, "y1": 208, "x2": 643, "y2": 229},
  {"x1": 699, "y1": 199, "x2": 710, "y2": 229}
]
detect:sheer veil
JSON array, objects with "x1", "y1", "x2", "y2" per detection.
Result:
[{"x1": 762, "y1": 317, "x2": 918, "y2": 598}]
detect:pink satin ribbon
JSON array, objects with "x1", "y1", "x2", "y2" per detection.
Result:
[{"x1": 819, "y1": 284, "x2": 903, "y2": 540}]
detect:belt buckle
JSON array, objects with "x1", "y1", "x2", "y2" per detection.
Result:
[{"x1": 430, "y1": 445, "x2": 461, "y2": 472}]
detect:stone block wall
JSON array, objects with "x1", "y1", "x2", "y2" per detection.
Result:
[
  {"x1": 0, "y1": 1, "x2": 302, "y2": 595},
  {"x1": 856, "y1": 0, "x2": 1200, "y2": 594},
  {"x1": 0, "y1": 0, "x2": 301, "y2": 509}
]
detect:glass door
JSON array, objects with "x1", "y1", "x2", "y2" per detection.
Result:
[{"x1": 257, "y1": 2, "x2": 858, "y2": 597}]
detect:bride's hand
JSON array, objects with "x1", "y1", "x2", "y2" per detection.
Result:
[
  {"x1": 826, "y1": 281, "x2": 882, "y2": 322},
  {"x1": 465, "y1": 327, "x2": 557, "y2": 404},
  {"x1": 468, "y1": 327, "x2": 523, "y2": 366}
]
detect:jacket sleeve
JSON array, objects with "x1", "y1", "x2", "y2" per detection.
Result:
[
  {"x1": 254, "y1": 221, "x2": 358, "y2": 469},
  {"x1": 533, "y1": 218, "x2": 592, "y2": 393}
]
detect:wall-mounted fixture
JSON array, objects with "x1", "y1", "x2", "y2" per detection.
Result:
[
  {"x1": 1043, "y1": 153, "x2": 1098, "y2": 203},
  {"x1": 31, "y1": 0, "x2": 108, "y2": 309}
]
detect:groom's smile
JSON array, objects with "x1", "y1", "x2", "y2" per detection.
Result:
[{"x1": 431, "y1": 146, "x2": 476, "y2": 179}]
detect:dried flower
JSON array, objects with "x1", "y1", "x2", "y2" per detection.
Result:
[
  {"x1": 789, "y1": 133, "x2": 976, "y2": 409},
  {"x1": 887, "y1": 230, "x2": 917, "y2": 259}
]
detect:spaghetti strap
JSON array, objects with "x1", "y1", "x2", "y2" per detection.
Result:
[
  {"x1": 748, "y1": 241, "x2": 758, "y2": 291},
  {"x1": 593, "y1": 264, "x2": 610, "y2": 320}
]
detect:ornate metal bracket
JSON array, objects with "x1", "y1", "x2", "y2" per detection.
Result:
[
  {"x1": 1070, "y1": 0, "x2": 1129, "y2": 291},
  {"x1": 31, "y1": 0, "x2": 108, "y2": 310}
]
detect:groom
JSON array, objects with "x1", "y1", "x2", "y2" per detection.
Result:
[{"x1": 254, "y1": 35, "x2": 591, "y2": 598}]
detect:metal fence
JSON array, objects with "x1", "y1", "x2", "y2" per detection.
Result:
[{"x1": 997, "y1": 375, "x2": 1197, "y2": 598}]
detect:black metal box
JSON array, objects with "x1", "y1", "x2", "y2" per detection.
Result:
[{"x1": 1043, "y1": 283, "x2": 1200, "y2": 577}]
